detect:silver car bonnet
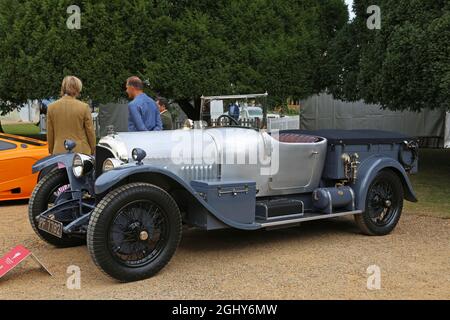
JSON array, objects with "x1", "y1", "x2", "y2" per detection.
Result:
[{"x1": 99, "y1": 128, "x2": 327, "y2": 197}]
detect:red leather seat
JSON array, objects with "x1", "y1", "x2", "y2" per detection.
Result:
[{"x1": 276, "y1": 133, "x2": 320, "y2": 143}]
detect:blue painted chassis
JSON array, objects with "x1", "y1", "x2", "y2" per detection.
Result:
[{"x1": 32, "y1": 153, "x2": 96, "y2": 235}]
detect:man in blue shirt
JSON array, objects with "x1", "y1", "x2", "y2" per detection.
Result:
[
  {"x1": 228, "y1": 102, "x2": 240, "y2": 120},
  {"x1": 126, "y1": 76, "x2": 162, "y2": 132}
]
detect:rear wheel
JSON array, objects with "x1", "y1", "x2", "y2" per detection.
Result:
[
  {"x1": 87, "y1": 183, "x2": 182, "y2": 282},
  {"x1": 355, "y1": 170, "x2": 404, "y2": 236},
  {"x1": 29, "y1": 169, "x2": 85, "y2": 247}
]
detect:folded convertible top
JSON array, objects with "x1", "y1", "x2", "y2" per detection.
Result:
[{"x1": 283, "y1": 129, "x2": 412, "y2": 145}]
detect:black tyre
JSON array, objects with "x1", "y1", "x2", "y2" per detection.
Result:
[
  {"x1": 87, "y1": 183, "x2": 182, "y2": 282},
  {"x1": 29, "y1": 169, "x2": 85, "y2": 247},
  {"x1": 355, "y1": 170, "x2": 404, "y2": 236}
]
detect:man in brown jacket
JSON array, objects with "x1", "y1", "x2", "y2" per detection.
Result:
[{"x1": 47, "y1": 76, "x2": 96, "y2": 155}]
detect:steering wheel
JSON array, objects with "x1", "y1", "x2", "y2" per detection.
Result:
[{"x1": 217, "y1": 114, "x2": 240, "y2": 127}]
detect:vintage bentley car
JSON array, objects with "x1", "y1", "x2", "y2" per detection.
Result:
[{"x1": 29, "y1": 120, "x2": 419, "y2": 282}]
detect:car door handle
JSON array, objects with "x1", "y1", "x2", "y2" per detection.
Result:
[{"x1": 218, "y1": 187, "x2": 249, "y2": 197}]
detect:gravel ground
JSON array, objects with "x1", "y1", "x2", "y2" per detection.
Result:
[{"x1": 0, "y1": 201, "x2": 449, "y2": 300}]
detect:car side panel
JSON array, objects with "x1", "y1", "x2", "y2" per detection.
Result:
[
  {"x1": 0, "y1": 137, "x2": 49, "y2": 201},
  {"x1": 95, "y1": 165, "x2": 261, "y2": 231},
  {"x1": 0, "y1": 157, "x2": 39, "y2": 200}
]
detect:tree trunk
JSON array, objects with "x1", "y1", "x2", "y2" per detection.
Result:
[
  {"x1": 175, "y1": 97, "x2": 201, "y2": 121},
  {"x1": 0, "y1": 120, "x2": 4, "y2": 133}
]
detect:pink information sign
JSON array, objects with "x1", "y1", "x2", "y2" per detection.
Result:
[{"x1": 0, "y1": 245, "x2": 52, "y2": 279}]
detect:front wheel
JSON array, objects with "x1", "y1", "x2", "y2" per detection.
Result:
[
  {"x1": 355, "y1": 170, "x2": 404, "y2": 236},
  {"x1": 29, "y1": 169, "x2": 85, "y2": 247},
  {"x1": 87, "y1": 183, "x2": 182, "y2": 282}
]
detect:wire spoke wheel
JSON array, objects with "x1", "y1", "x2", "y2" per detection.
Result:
[
  {"x1": 46, "y1": 184, "x2": 71, "y2": 209},
  {"x1": 109, "y1": 200, "x2": 169, "y2": 267},
  {"x1": 367, "y1": 180, "x2": 399, "y2": 227},
  {"x1": 355, "y1": 170, "x2": 404, "y2": 236},
  {"x1": 28, "y1": 169, "x2": 85, "y2": 247},
  {"x1": 87, "y1": 183, "x2": 182, "y2": 282}
]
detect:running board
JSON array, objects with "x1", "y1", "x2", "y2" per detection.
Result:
[{"x1": 258, "y1": 210, "x2": 363, "y2": 228}]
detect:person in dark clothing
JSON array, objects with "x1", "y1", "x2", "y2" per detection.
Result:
[
  {"x1": 157, "y1": 97, "x2": 173, "y2": 130},
  {"x1": 228, "y1": 101, "x2": 240, "y2": 120}
]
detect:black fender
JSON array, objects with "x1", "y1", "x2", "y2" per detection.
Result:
[
  {"x1": 32, "y1": 153, "x2": 75, "y2": 175},
  {"x1": 95, "y1": 164, "x2": 261, "y2": 231},
  {"x1": 32, "y1": 153, "x2": 95, "y2": 196},
  {"x1": 351, "y1": 155, "x2": 418, "y2": 211}
]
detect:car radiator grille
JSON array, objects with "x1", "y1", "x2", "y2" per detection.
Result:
[{"x1": 180, "y1": 165, "x2": 217, "y2": 181}]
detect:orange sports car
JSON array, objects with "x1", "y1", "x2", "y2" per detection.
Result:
[{"x1": 0, "y1": 133, "x2": 49, "y2": 201}]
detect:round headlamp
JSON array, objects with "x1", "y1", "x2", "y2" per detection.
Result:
[
  {"x1": 132, "y1": 148, "x2": 147, "y2": 163},
  {"x1": 64, "y1": 139, "x2": 76, "y2": 152},
  {"x1": 72, "y1": 154, "x2": 94, "y2": 178},
  {"x1": 102, "y1": 158, "x2": 124, "y2": 172}
]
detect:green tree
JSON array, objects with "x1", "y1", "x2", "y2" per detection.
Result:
[
  {"x1": 145, "y1": 0, "x2": 348, "y2": 116},
  {"x1": 0, "y1": 0, "x2": 349, "y2": 119},
  {"x1": 327, "y1": 0, "x2": 449, "y2": 111}
]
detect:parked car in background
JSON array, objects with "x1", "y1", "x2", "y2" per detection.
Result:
[
  {"x1": 240, "y1": 106, "x2": 264, "y2": 120},
  {"x1": 0, "y1": 133, "x2": 49, "y2": 201},
  {"x1": 217, "y1": 106, "x2": 264, "y2": 125},
  {"x1": 267, "y1": 113, "x2": 281, "y2": 119}
]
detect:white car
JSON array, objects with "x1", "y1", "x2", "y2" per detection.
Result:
[
  {"x1": 240, "y1": 106, "x2": 264, "y2": 120},
  {"x1": 267, "y1": 113, "x2": 281, "y2": 119}
]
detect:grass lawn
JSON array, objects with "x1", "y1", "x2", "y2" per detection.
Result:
[
  {"x1": 405, "y1": 149, "x2": 450, "y2": 218},
  {"x1": 1, "y1": 123, "x2": 45, "y2": 140}
]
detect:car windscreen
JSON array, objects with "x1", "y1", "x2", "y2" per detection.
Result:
[{"x1": 0, "y1": 140, "x2": 17, "y2": 151}]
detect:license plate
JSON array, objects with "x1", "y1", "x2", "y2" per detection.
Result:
[{"x1": 38, "y1": 216, "x2": 63, "y2": 238}]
